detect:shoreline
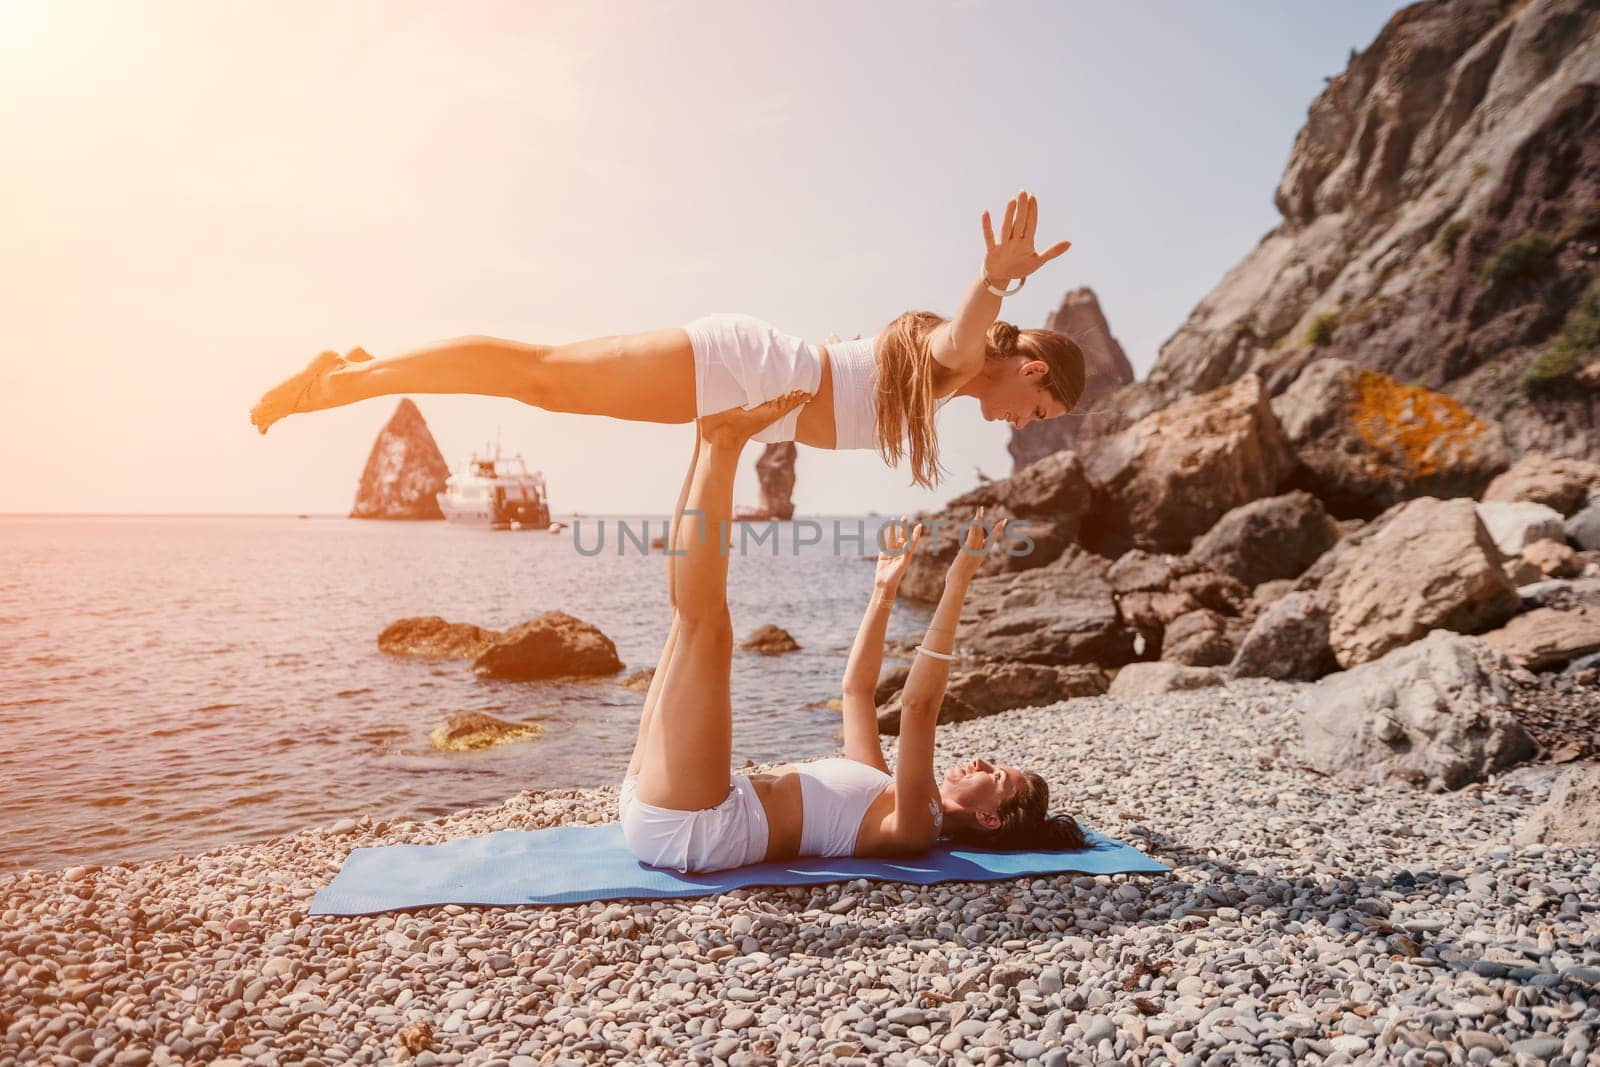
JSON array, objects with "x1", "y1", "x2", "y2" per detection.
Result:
[{"x1": 3, "y1": 681, "x2": 1595, "y2": 1066}]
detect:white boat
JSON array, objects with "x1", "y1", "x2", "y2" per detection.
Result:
[{"x1": 437, "y1": 446, "x2": 552, "y2": 530}]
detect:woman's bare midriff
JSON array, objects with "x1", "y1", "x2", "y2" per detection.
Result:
[{"x1": 793, "y1": 348, "x2": 837, "y2": 449}]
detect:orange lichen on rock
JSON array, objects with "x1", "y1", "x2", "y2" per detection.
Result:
[{"x1": 1348, "y1": 369, "x2": 1489, "y2": 478}]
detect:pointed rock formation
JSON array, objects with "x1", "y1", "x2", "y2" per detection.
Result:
[
  {"x1": 755, "y1": 443, "x2": 797, "y2": 521},
  {"x1": 1009, "y1": 287, "x2": 1135, "y2": 469},
  {"x1": 349, "y1": 399, "x2": 450, "y2": 520}
]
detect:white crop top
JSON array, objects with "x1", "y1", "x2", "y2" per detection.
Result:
[
  {"x1": 824, "y1": 335, "x2": 957, "y2": 453},
  {"x1": 794, "y1": 757, "x2": 943, "y2": 857}
]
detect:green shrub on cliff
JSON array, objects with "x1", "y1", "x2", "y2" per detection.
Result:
[
  {"x1": 1518, "y1": 275, "x2": 1600, "y2": 397},
  {"x1": 1435, "y1": 218, "x2": 1468, "y2": 258},
  {"x1": 1306, "y1": 313, "x2": 1337, "y2": 347},
  {"x1": 1482, "y1": 233, "x2": 1556, "y2": 288}
]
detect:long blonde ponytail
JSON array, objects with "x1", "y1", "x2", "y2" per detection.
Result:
[{"x1": 873, "y1": 310, "x2": 946, "y2": 489}]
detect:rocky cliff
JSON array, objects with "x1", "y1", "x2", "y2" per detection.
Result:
[
  {"x1": 755, "y1": 443, "x2": 797, "y2": 521},
  {"x1": 1008, "y1": 287, "x2": 1134, "y2": 470},
  {"x1": 1100, "y1": 0, "x2": 1600, "y2": 459},
  {"x1": 349, "y1": 398, "x2": 450, "y2": 520}
]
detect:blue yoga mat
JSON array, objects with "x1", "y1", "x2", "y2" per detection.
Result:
[{"x1": 309, "y1": 822, "x2": 1170, "y2": 916}]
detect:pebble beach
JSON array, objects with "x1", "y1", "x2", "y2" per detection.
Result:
[{"x1": 3, "y1": 680, "x2": 1596, "y2": 1067}]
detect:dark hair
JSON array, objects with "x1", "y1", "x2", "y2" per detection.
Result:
[
  {"x1": 941, "y1": 769, "x2": 1089, "y2": 851},
  {"x1": 985, "y1": 321, "x2": 1087, "y2": 413}
]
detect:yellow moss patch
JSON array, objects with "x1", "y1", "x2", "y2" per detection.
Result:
[
  {"x1": 430, "y1": 712, "x2": 544, "y2": 753},
  {"x1": 1348, "y1": 369, "x2": 1488, "y2": 478}
]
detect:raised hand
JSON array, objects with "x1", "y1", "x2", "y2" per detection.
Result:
[
  {"x1": 947, "y1": 508, "x2": 1009, "y2": 584},
  {"x1": 981, "y1": 190, "x2": 1072, "y2": 285},
  {"x1": 873, "y1": 516, "x2": 924, "y2": 593}
]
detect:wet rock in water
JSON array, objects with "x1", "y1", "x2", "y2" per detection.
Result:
[
  {"x1": 350, "y1": 398, "x2": 450, "y2": 520},
  {"x1": 1299, "y1": 632, "x2": 1535, "y2": 791},
  {"x1": 1483, "y1": 453, "x2": 1600, "y2": 516},
  {"x1": 1514, "y1": 762, "x2": 1600, "y2": 845},
  {"x1": 619, "y1": 668, "x2": 655, "y2": 692},
  {"x1": 1475, "y1": 500, "x2": 1566, "y2": 558},
  {"x1": 472, "y1": 611, "x2": 624, "y2": 680},
  {"x1": 1482, "y1": 605, "x2": 1600, "y2": 672},
  {"x1": 378, "y1": 616, "x2": 501, "y2": 659},
  {"x1": 1108, "y1": 662, "x2": 1224, "y2": 697},
  {"x1": 429, "y1": 711, "x2": 544, "y2": 752},
  {"x1": 1230, "y1": 590, "x2": 1339, "y2": 682},
  {"x1": 1189, "y1": 491, "x2": 1341, "y2": 589},
  {"x1": 1272, "y1": 359, "x2": 1508, "y2": 519},
  {"x1": 959, "y1": 547, "x2": 1137, "y2": 668},
  {"x1": 877, "y1": 661, "x2": 1106, "y2": 735},
  {"x1": 740, "y1": 624, "x2": 800, "y2": 654},
  {"x1": 1083, "y1": 375, "x2": 1293, "y2": 555},
  {"x1": 1319, "y1": 496, "x2": 1519, "y2": 668},
  {"x1": 1160, "y1": 609, "x2": 1245, "y2": 668}
]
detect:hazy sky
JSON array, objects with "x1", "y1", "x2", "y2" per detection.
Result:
[{"x1": 1, "y1": 0, "x2": 1407, "y2": 515}]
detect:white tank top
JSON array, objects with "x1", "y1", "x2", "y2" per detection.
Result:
[{"x1": 825, "y1": 335, "x2": 954, "y2": 452}]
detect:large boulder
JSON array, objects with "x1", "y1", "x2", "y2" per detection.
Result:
[
  {"x1": 1108, "y1": 550, "x2": 1250, "y2": 659},
  {"x1": 876, "y1": 660, "x2": 1107, "y2": 735},
  {"x1": 1108, "y1": 662, "x2": 1224, "y2": 697},
  {"x1": 1318, "y1": 497, "x2": 1519, "y2": 668},
  {"x1": 1229, "y1": 591, "x2": 1339, "y2": 681},
  {"x1": 900, "y1": 451, "x2": 1092, "y2": 602},
  {"x1": 1189, "y1": 491, "x2": 1341, "y2": 588},
  {"x1": 350, "y1": 399, "x2": 451, "y2": 520},
  {"x1": 1514, "y1": 763, "x2": 1600, "y2": 846},
  {"x1": 1160, "y1": 609, "x2": 1245, "y2": 668},
  {"x1": 472, "y1": 611, "x2": 624, "y2": 680},
  {"x1": 1569, "y1": 495, "x2": 1600, "y2": 551},
  {"x1": 1082, "y1": 375, "x2": 1293, "y2": 554},
  {"x1": 1483, "y1": 453, "x2": 1600, "y2": 516},
  {"x1": 1475, "y1": 500, "x2": 1567, "y2": 558},
  {"x1": 1481, "y1": 605, "x2": 1600, "y2": 672},
  {"x1": 378, "y1": 616, "x2": 501, "y2": 659},
  {"x1": 957, "y1": 546, "x2": 1137, "y2": 668},
  {"x1": 1272, "y1": 359, "x2": 1508, "y2": 519},
  {"x1": 1298, "y1": 632, "x2": 1536, "y2": 791}
]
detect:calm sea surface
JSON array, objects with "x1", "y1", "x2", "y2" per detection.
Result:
[{"x1": 0, "y1": 515, "x2": 930, "y2": 873}]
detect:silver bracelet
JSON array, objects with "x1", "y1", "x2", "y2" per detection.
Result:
[
  {"x1": 983, "y1": 273, "x2": 1025, "y2": 298},
  {"x1": 915, "y1": 644, "x2": 957, "y2": 661}
]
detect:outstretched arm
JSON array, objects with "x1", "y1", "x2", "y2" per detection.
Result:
[
  {"x1": 840, "y1": 519, "x2": 923, "y2": 773},
  {"x1": 930, "y1": 190, "x2": 1073, "y2": 379},
  {"x1": 891, "y1": 513, "x2": 1006, "y2": 840}
]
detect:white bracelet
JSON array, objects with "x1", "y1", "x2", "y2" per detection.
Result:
[
  {"x1": 983, "y1": 273, "x2": 1025, "y2": 298},
  {"x1": 915, "y1": 644, "x2": 957, "y2": 661}
]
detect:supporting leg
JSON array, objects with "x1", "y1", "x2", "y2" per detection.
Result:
[{"x1": 632, "y1": 392, "x2": 811, "y2": 811}]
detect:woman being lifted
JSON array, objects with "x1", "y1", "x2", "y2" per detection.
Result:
[{"x1": 250, "y1": 191, "x2": 1084, "y2": 488}]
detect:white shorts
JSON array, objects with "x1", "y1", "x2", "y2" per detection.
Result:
[
  {"x1": 684, "y1": 313, "x2": 823, "y2": 444},
  {"x1": 619, "y1": 774, "x2": 771, "y2": 874}
]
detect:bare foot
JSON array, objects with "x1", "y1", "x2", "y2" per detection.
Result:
[
  {"x1": 249, "y1": 347, "x2": 371, "y2": 434},
  {"x1": 697, "y1": 390, "x2": 812, "y2": 448}
]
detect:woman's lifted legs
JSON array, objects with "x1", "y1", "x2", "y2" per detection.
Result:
[{"x1": 627, "y1": 391, "x2": 811, "y2": 812}]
